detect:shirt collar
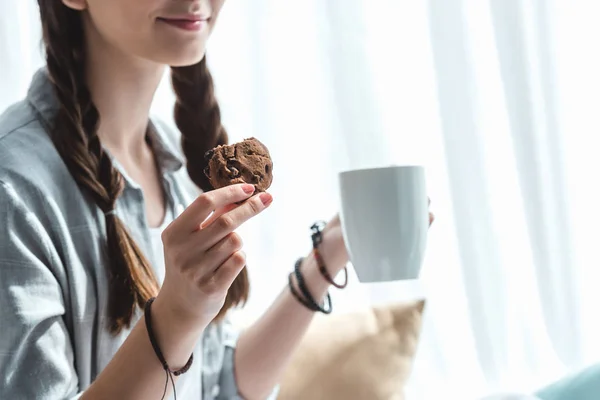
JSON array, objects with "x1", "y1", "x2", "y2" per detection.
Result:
[
  {"x1": 147, "y1": 119, "x2": 185, "y2": 174},
  {"x1": 27, "y1": 67, "x2": 185, "y2": 176}
]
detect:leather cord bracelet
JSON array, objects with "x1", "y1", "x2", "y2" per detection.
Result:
[
  {"x1": 144, "y1": 298, "x2": 194, "y2": 400},
  {"x1": 310, "y1": 221, "x2": 348, "y2": 289}
]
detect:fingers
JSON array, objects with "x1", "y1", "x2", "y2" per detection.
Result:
[
  {"x1": 200, "y1": 192, "x2": 273, "y2": 249},
  {"x1": 199, "y1": 232, "x2": 244, "y2": 275},
  {"x1": 428, "y1": 198, "x2": 434, "y2": 226},
  {"x1": 175, "y1": 184, "x2": 256, "y2": 233},
  {"x1": 201, "y1": 203, "x2": 240, "y2": 230},
  {"x1": 213, "y1": 250, "x2": 247, "y2": 290}
]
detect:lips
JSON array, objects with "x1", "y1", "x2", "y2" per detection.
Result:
[{"x1": 158, "y1": 15, "x2": 209, "y2": 32}]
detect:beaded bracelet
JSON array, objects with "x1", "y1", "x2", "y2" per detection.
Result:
[
  {"x1": 288, "y1": 272, "x2": 321, "y2": 312},
  {"x1": 289, "y1": 257, "x2": 332, "y2": 314}
]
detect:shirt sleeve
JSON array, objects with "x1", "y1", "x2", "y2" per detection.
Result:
[
  {"x1": 216, "y1": 316, "x2": 280, "y2": 400},
  {"x1": 0, "y1": 180, "x2": 82, "y2": 400}
]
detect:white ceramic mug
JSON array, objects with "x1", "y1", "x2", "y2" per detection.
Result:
[{"x1": 339, "y1": 166, "x2": 428, "y2": 282}]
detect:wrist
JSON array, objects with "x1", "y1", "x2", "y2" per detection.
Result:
[
  {"x1": 152, "y1": 293, "x2": 209, "y2": 338},
  {"x1": 300, "y1": 254, "x2": 331, "y2": 297},
  {"x1": 318, "y1": 229, "x2": 348, "y2": 275},
  {"x1": 145, "y1": 295, "x2": 206, "y2": 371}
]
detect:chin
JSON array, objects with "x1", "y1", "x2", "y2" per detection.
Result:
[
  {"x1": 148, "y1": 45, "x2": 207, "y2": 68},
  {"x1": 168, "y1": 50, "x2": 207, "y2": 67}
]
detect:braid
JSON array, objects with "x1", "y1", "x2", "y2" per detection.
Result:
[
  {"x1": 172, "y1": 60, "x2": 250, "y2": 319},
  {"x1": 38, "y1": 1, "x2": 159, "y2": 333},
  {"x1": 171, "y1": 59, "x2": 228, "y2": 191}
]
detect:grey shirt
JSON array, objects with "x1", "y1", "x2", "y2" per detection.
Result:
[{"x1": 0, "y1": 69, "x2": 272, "y2": 400}]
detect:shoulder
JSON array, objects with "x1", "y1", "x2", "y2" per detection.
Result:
[
  {"x1": 0, "y1": 102, "x2": 91, "y2": 224},
  {"x1": 0, "y1": 99, "x2": 55, "y2": 173},
  {"x1": 0, "y1": 100, "x2": 38, "y2": 138}
]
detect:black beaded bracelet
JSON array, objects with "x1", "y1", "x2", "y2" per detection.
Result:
[
  {"x1": 288, "y1": 272, "x2": 321, "y2": 312},
  {"x1": 145, "y1": 298, "x2": 194, "y2": 400},
  {"x1": 292, "y1": 257, "x2": 332, "y2": 314}
]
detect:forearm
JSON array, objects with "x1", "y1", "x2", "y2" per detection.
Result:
[
  {"x1": 82, "y1": 296, "x2": 207, "y2": 400},
  {"x1": 234, "y1": 253, "x2": 331, "y2": 400}
]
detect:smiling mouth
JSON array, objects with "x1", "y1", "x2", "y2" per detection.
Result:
[{"x1": 157, "y1": 17, "x2": 209, "y2": 32}]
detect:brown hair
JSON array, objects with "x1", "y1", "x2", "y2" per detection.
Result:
[{"x1": 38, "y1": 2, "x2": 249, "y2": 333}]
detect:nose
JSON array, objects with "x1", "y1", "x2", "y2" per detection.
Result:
[
  {"x1": 174, "y1": 0, "x2": 211, "y2": 17},
  {"x1": 188, "y1": 2, "x2": 201, "y2": 13}
]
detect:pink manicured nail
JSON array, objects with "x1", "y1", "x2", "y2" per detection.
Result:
[
  {"x1": 260, "y1": 193, "x2": 273, "y2": 206},
  {"x1": 242, "y1": 184, "x2": 256, "y2": 194}
]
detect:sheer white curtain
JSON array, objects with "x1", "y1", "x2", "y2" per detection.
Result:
[{"x1": 2, "y1": 0, "x2": 600, "y2": 399}]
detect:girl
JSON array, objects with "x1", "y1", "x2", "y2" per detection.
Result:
[{"x1": 0, "y1": 1, "x2": 432, "y2": 399}]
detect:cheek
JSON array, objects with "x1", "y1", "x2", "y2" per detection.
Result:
[
  {"x1": 208, "y1": 0, "x2": 226, "y2": 26},
  {"x1": 211, "y1": 0, "x2": 226, "y2": 14},
  {"x1": 87, "y1": 1, "x2": 154, "y2": 49}
]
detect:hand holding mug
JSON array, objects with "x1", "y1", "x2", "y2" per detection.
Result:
[{"x1": 319, "y1": 202, "x2": 434, "y2": 280}]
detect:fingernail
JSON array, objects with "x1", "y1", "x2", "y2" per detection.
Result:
[
  {"x1": 242, "y1": 184, "x2": 255, "y2": 194},
  {"x1": 260, "y1": 193, "x2": 273, "y2": 206}
]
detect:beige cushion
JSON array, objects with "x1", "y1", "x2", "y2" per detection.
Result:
[{"x1": 278, "y1": 300, "x2": 426, "y2": 400}]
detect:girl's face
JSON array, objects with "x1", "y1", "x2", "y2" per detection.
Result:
[{"x1": 63, "y1": 0, "x2": 225, "y2": 66}]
